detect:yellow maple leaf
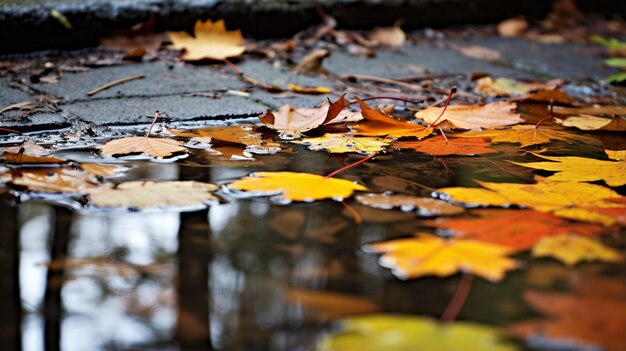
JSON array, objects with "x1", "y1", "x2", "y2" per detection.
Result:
[
  {"x1": 439, "y1": 178, "x2": 625, "y2": 226},
  {"x1": 292, "y1": 133, "x2": 390, "y2": 154},
  {"x1": 228, "y1": 171, "x2": 367, "y2": 202},
  {"x1": 414, "y1": 101, "x2": 523, "y2": 129},
  {"x1": 90, "y1": 181, "x2": 219, "y2": 209},
  {"x1": 455, "y1": 125, "x2": 596, "y2": 148},
  {"x1": 101, "y1": 137, "x2": 186, "y2": 158},
  {"x1": 168, "y1": 19, "x2": 245, "y2": 61},
  {"x1": 366, "y1": 234, "x2": 518, "y2": 282},
  {"x1": 318, "y1": 314, "x2": 519, "y2": 351},
  {"x1": 605, "y1": 149, "x2": 626, "y2": 161},
  {"x1": 513, "y1": 154, "x2": 626, "y2": 187},
  {"x1": 533, "y1": 234, "x2": 623, "y2": 266}
]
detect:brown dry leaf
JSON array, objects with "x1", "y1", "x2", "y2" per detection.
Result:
[
  {"x1": 0, "y1": 168, "x2": 107, "y2": 194},
  {"x1": 0, "y1": 101, "x2": 45, "y2": 116},
  {"x1": 3, "y1": 152, "x2": 67, "y2": 164},
  {"x1": 555, "y1": 115, "x2": 626, "y2": 131},
  {"x1": 516, "y1": 89, "x2": 577, "y2": 105},
  {"x1": 497, "y1": 18, "x2": 529, "y2": 37},
  {"x1": 167, "y1": 125, "x2": 261, "y2": 146},
  {"x1": 455, "y1": 124, "x2": 595, "y2": 147},
  {"x1": 424, "y1": 209, "x2": 604, "y2": 252},
  {"x1": 101, "y1": 137, "x2": 186, "y2": 158},
  {"x1": 168, "y1": 19, "x2": 245, "y2": 61},
  {"x1": 355, "y1": 98, "x2": 432, "y2": 138},
  {"x1": 295, "y1": 49, "x2": 330, "y2": 75},
  {"x1": 79, "y1": 163, "x2": 128, "y2": 178},
  {"x1": 393, "y1": 136, "x2": 497, "y2": 156},
  {"x1": 285, "y1": 288, "x2": 379, "y2": 322},
  {"x1": 370, "y1": 26, "x2": 406, "y2": 47},
  {"x1": 259, "y1": 97, "x2": 361, "y2": 138},
  {"x1": 554, "y1": 105, "x2": 626, "y2": 116},
  {"x1": 355, "y1": 193, "x2": 464, "y2": 216},
  {"x1": 508, "y1": 277, "x2": 626, "y2": 351},
  {"x1": 366, "y1": 234, "x2": 518, "y2": 281},
  {"x1": 0, "y1": 140, "x2": 50, "y2": 156},
  {"x1": 415, "y1": 102, "x2": 522, "y2": 129},
  {"x1": 475, "y1": 77, "x2": 545, "y2": 97},
  {"x1": 89, "y1": 181, "x2": 219, "y2": 209},
  {"x1": 452, "y1": 45, "x2": 502, "y2": 61}
]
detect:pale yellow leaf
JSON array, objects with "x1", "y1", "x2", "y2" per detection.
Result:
[
  {"x1": 101, "y1": 137, "x2": 186, "y2": 158},
  {"x1": 168, "y1": 19, "x2": 245, "y2": 61},
  {"x1": 533, "y1": 234, "x2": 622, "y2": 266},
  {"x1": 415, "y1": 102, "x2": 523, "y2": 129}
]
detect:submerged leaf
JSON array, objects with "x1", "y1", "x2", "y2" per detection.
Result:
[
  {"x1": 228, "y1": 172, "x2": 367, "y2": 202},
  {"x1": 366, "y1": 234, "x2": 518, "y2": 281},
  {"x1": 318, "y1": 314, "x2": 519, "y2": 351},
  {"x1": 168, "y1": 19, "x2": 245, "y2": 61}
]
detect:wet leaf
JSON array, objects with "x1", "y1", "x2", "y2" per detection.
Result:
[
  {"x1": 355, "y1": 98, "x2": 432, "y2": 138},
  {"x1": 605, "y1": 149, "x2": 626, "y2": 161},
  {"x1": 285, "y1": 289, "x2": 379, "y2": 322},
  {"x1": 513, "y1": 154, "x2": 626, "y2": 187},
  {"x1": 293, "y1": 133, "x2": 390, "y2": 154},
  {"x1": 415, "y1": 102, "x2": 523, "y2": 129},
  {"x1": 393, "y1": 136, "x2": 497, "y2": 156},
  {"x1": 3, "y1": 152, "x2": 68, "y2": 165},
  {"x1": 0, "y1": 167, "x2": 107, "y2": 194},
  {"x1": 532, "y1": 234, "x2": 622, "y2": 266},
  {"x1": 0, "y1": 140, "x2": 50, "y2": 156},
  {"x1": 438, "y1": 178, "x2": 625, "y2": 226},
  {"x1": 555, "y1": 115, "x2": 626, "y2": 131},
  {"x1": 355, "y1": 193, "x2": 465, "y2": 216},
  {"x1": 455, "y1": 124, "x2": 595, "y2": 147},
  {"x1": 318, "y1": 314, "x2": 519, "y2": 351},
  {"x1": 168, "y1": 19, "x2": 245, "y2": 61},
  {"x1": 167, "y1": 125, "x2": 262, "y2": 146},
  {"x1": 366, "y1": 234, "x2": 518, "y2": 281},
  {"x1": 228, "y1": 172, "x2": 367, "y2": 202},
  {"x1": 508, "y1": 278, "x2": 626, "y2": 351},
  {"x1": 89, "y1": 181, "x2": 219, "y2": 209},
  {"x1": 424, "y1": 209, "x2": 604, "y2": 252},
  {"x1": 101, "y1": 137, "x2": 186, "y2": 158},
  {"x1": 79, "y1": 163, "x2": 128, "y2": 178}
]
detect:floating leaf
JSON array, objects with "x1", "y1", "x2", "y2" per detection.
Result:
[
  {"x1": 168, "y1": 19, "x2": 245, "y2": 61},
  {"x1": 508, "y1": 278, "x2": 626, "y2": 351},
  {"x1": 89, "y1": 181, "x2": 219, "y2": 209},
  {"x1": 355, "y1": 193, "x2": 464, "y2": 216},
  {"x1": 318, "y1": 314, "x2": 519, "y2": 351},
  {"x1": 293, "y1": 133, "x2": 390, "y2": 154},
  {"x1": 532, "y1": 234, "x2": 622, "y2": 266},
  {"x1": 0, "y1": 140, "x2": 50, "y2": 156},
  {"x1": 101, "y1": 137, "x2": 186, "y2": 158},
  {"x1": 424, "y1": 209, "x2": 604, "y2": 252},
  {"x1": 0, "y1": 168, "x2": 107, "y2": 194},
  {"x1": 366, "y1": 234, "x2": 518, "y2": 281},
  {"x1": 79, "y1": 163, "x2": 128, "y2": 178},
  {"x1": 228, "y1": 172, "x2": 367, "y2": 202},
  {"x1": 438, "y1": 178, "x2": 625, "y2": 225},
  {"x1": 167, "y1": 125, "x2": 260, "y2": 145},
  {"x1": 555, "y1": 115, "x2": 626, "y2": 131},
  {"x1": 513, "y1": 154, "x2": 626, "y2": 187},
  {"x1": 415, "y1": 102, "x2": 523, "y2": 129},
  {"x1": 393, "y1": 136, "x2": 497, "y2": 156},
  {"x1": 355, "y1": 98, "x2": 432, "y2": 138},
  {"x1": 455, "y1": 125, "x2": 595, "y2": 148}
]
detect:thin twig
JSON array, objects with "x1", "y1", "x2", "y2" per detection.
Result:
[
  {"x1": 223, "y1": 58, "x2": 244, "y2": 75},
  {"x1": 86, "y1": 74, "x2": 145, "y2": 96},
  {"x1": 348, "y1": 96, "x2": 423, "y2": 105},
  {"x1": 426, "y1": 87, "x2": 457, "y2": 128},
  {"x1": 0, "y1": 127, "x2": 21, "y2": 134},
  {"x1": 341, "y1": 201, "x2": 362, "y2": 223},
  {"x1": 146, "y1": 110, "x2": 160, "y2": 137},
  {"x1": 325, "y1": 153, "x2": 376, "y2": 178},
  {"x1": 441, "y1": 273, "x2": 474, "y2": 323}
]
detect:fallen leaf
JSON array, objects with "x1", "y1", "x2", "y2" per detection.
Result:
[
  {"x1": 355, "y1": 193, "x2": 465, "y2": 216},
  {"x1": 101, "y1": 137, "x2": 186, "y2": 158},
  {"x1": 438, "y1": 178, "x2": 625, "y2": 225},
  {"x1": 424, "y1": 209, "x2": 604, "y2": 252},
  {"x1": 0, "y1": 140, "x2": 50, "y2": 156},
  {"x1": 365, "y1": 234, "x2": 518, "y2": 281},
  {"x1": 168, "y1": 19, "x2": 245, "y2": 61},
  {"x1": 497, "y1": 18, "x2": 529, "y2": 37},
  {"x1": 3, "y1": 152, "x2": 67, "y2": 164},
  {"x1": 508, "y1": 278, "x2": 626, "y2": 351},
  {"x1": 0, "y1": 101, "x2": 45, "y2": 116},
  {"x1": 532, "y1": 234, "x2": 622, "y2": 266},
  {"x1": 79, "y1": 163, "x2": 128, "y2": 178},
  {"x1": 285, "y1": 289, "x2": 379, "y2": 322},
  {"x1": 259, "y1": 97, "x2": 361, "y2": 138},
  {"x1": 355, "y1": 98, "x2": 432, "y2": 138},
  {"x1": 475, "y1": 77, "x2": 544, "y2": 96},
  {"x1": 452, "y1": 45, "x2": 502, "y2": 61},
  {"x1": 295, "y1": 49, "x2": 330, "y2": 75},
  {"x1": 554, "y1": 105, "x2": 626, "y2": 116},
  {"x1": 415, "y1": 102, "x2": 523, "y2": 129},
  {"x1": 513, "y1": 154, "x2": 626, "y2": 187},
  {"x1": 89, "y1": 181, "x2": 219, "y2": 209},
  {"x1": 516, "y1": 89, "x2": 577, "y2": 105},
  {"x1": 287, "y1": 84, "x2": 333, "y2": 94},
  {"x1": 228, "y1": 172, "x2": 367, "y2": 202},
  {"x1": 318, "y1": 314, "x2": 519, "y2": 351},
  {"x1": 0, "y1": 167, "x2": 107, "y2": 194},
  {"x1": 605, "y1": 149, "x2": 626, "y2": 161},
  {"x1": 393, "y1": 136, "x2": 497, "y2": 156},
  {"x1": 555, "y1": 115, "x2": 626, "y2": 131},
  {"x1": 370, "y1": 26, "x2": 406, "y2": 47},
  {"x1": 455, "y1": 125, "x2": 595, "y2": 147},
  {"x1": 167, "y1": 125, "x2": 262, "y2": 146},
  {"x1": 293, "y1": 133, "x2": 390, "y2": 154}
]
